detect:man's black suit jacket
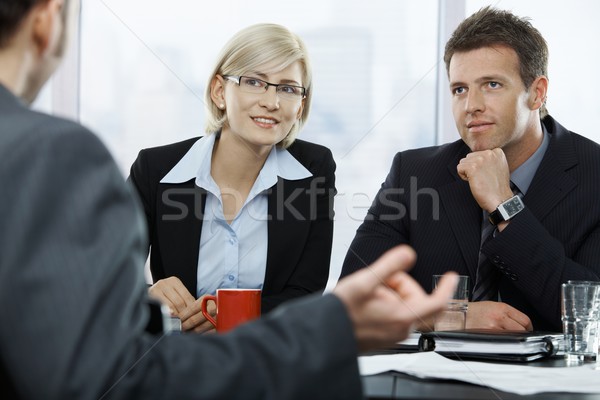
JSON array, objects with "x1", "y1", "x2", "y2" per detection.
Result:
[
  {"x1": 341, "y1": 116, "x2": 600, "y2": 331},
  {"x1": 129, "y1": 136, "x2": 336, "y2": 313}
]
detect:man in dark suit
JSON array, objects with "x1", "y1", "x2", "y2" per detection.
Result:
[
  {"x1": 0, "y1": 1, "x2": 457, "y2": 399},
  {"x1": 341, "y1": 6, "x2": 600, "y2": 332}
]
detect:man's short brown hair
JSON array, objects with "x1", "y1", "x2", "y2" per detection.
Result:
[{"x1": 444, "y1": 6, "x2": 549, "y2": 118}]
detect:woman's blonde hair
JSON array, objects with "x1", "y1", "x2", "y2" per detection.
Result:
[{"x1": 204, "y1": 23, "x2": 313, "y2": 148}]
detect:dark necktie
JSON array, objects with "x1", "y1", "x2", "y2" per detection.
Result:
[{"x1": 472, "y1": 182, "x2": 519, "y2": 302}]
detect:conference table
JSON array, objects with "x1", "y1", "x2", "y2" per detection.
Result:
[{"x1": 362, "y1": 355, "x2": 600, "y2": 399}]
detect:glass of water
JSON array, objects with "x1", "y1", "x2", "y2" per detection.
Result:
[
  {"x1": 561, "y1": 282, "x2": 600, "y2": 365},
  {"x1": 433, "y1": 275, "x2": 469, "y2": 331},
  {"x1": 567, "y1": 280, "x2": 600, "y2": 368}
]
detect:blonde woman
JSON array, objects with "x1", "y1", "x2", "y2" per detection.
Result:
[{"x1": 129, "y1": 23, "x2": 336, "y2": 333}]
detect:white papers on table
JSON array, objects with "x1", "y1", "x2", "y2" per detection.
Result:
[{"x1": 359, "y1": 351, "x2": 600, "y2": 395}]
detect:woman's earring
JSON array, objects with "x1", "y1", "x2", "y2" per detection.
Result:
[{"x1": 219, "y1": 103, "x2": 225, "y2": 109}]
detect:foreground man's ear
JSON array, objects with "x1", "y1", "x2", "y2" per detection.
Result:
[{"x1": 31, "y1": 0, "x2": 64, "y2": 56}]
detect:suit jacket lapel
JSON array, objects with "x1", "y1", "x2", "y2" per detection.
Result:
[
  {"x1": 157, "y1": 180, "x2": 206, "y2": 296},
  {"x1": 524, "y1": 118, "x2": 578, "y2": 221},
  {"x1": 264, "y1": 177, "x2": 308, "y2": 295}
]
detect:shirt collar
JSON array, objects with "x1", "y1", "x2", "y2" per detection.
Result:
[
  {"x1": 160, "y1": 135, "x2": 312, "y2": 190},
  {"x1": 250, "y1": 144, "x2": 313, "y2": 196},
  {"x1": 160, "y1": 134, "x2": 215, "y2": 186},
  {"x1": 510, "y1": 123, "x2": 549, "y2": 195}
]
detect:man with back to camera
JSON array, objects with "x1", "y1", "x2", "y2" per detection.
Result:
[
  {"x1": 0, "y1": 1, "x2": 458, "y2": 398},
  {"x1": 341, "y1": 6, "x2": 600, "y2": 332}
]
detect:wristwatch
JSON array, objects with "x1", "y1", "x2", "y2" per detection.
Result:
[{"x1": 488, "y1": 195, "x2": 524, "y2": 225}]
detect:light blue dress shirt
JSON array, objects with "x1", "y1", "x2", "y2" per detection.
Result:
[
  {"x1": 159, "y1": 134, "x2": 312, "y2": 297},
  {"x1": 510, "y1": 124, "x2": 550, "y2": 196}
]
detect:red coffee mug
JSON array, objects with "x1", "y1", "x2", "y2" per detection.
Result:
[{"x1": 201, "y1": 289, "x2": 261, "y2": 333}]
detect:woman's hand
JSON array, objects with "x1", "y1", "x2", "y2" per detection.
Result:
[{"x1": 148, "y1": 277, "x2": 216, "y2": 333}]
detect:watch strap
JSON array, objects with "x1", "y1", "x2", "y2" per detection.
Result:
[{"x1": 488, "y1": 208, "x2": 504, "y2": 225}]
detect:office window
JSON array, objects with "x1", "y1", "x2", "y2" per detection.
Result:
[{"x1": 80, "y1": 0, "x2": 440, "y2": 287}]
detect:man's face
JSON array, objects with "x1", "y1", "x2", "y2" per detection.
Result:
[{"x1": 448, "y1": 45, "x2": 537, "y2": 157}]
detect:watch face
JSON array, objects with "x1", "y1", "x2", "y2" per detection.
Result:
[
  {"x1": 489, "y1": 195, "x2": 524, "y2": 225},
  {"x1": 503, "y1": 197, "x2": 524, "y2": 216}
]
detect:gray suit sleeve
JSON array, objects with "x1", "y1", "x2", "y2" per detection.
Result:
[
  {"x1": 0, "y1": 120, "x2": 363, "y2": 400},
  {"x1": 0, "y1": 121, "x2": 151, "y2": 398}
]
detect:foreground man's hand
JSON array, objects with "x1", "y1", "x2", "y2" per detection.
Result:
[{"x1": 334, "y1": 246, "x2": 458, "y2": 352}]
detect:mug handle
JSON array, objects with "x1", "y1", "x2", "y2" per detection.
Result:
[{"x1": 200, "y1": 295, "x2": 217, "y2": 329}]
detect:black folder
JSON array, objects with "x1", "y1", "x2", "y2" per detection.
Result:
[{"x1": 418, "y1": 329, "x2": 563, "y2": 362}]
